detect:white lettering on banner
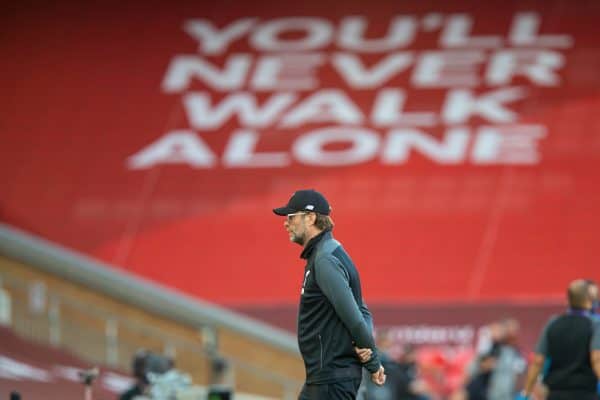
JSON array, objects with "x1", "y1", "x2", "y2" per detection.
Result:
[
  {"x1": 385, "y1": 325, "x2": 474, "y2": 345},
  {"x1": 0, "y1": 356, "x2": 52, "y2": 382},
  {"x1": 332, "y1": 53, "x2": 414, "y2": 88},
  {"x1": 382, "y1": 128, "x2": 470, "y2": 164},
  {"x1": 371, "y1": 89, "x2": 437, "y2": 127},
  {"x1": 440, "y1": 14, "x2": 504, "y2": 48},
  {"x1": 161, "y1": 51, "x2": 564, "y2": 93},
  {"x1": 101, "y1": 371, "x2": 135, "y2": 393},
  {"x1": 250, "y1": 17, "x2": 334, "y2": 51},
  {"x1": 472, "y1": 125, "x2": 546, "y2": 164},
  {"x1": 279, "y1": 90, "x2": 364, "y2": 127},
  {"x1": 183, "y1": 92, "x2": 297, "y2": 129},
  {"x1": 487, "y1": 50, "x2": 564, "y2": 86},
  {"x1": 421, "y1": 13, "x2": 444, "y2": 31},
  {"x1": 162, "y1": 55, "x2": 252, "y2": 92},
  {"x1": 509, "y1": 12, "x2": 573, "y2": 48},
  {"x1": 180, "y1": 88, "x2": 525, "y2": 130},
  {"x1": 128, "y1": 131, "x2": 216, "y2": 169},
  {"x1": 181, "y1": 13, "x2": 572, "y2": 54},
  {"x1": 442, "y1": 87, "x2": 527, "y2": 124},
  {"x1": 53, "y1": 365, "x2": 90, "y2": 383},
  {"x1": 412, "y1": 50, "x2": 485, "y2": 87},
  {"x1": 293, "y1": 127, "x2": 380, "y2": 166},
  {"x1": 251, "y1": 53, "x2": 325, "y2": 90},
  {"x1": 127, "y1": 125, "x2": 545, "y2": 168},
  {"x1": 0, "y1": 358, "x2": 131, "y2": 393},
  {"x1": 338, "y1": 16, "x2": 417, "y2": 52},
  {"x1": 184, "y1": 18, "x2": 257, "y2": 55},
  {"x1": 126, "y1": 12, "x2": 575, "y2": 169},
  {"x1": 223, "y1": 130, "x2": 290, "y2": 167},
  {"x1": 183, "y1": 12, "x2": 573, "y2": 55}
]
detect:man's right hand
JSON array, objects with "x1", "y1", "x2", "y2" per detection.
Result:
[
  {"x1": 354, "y1": 346, "x2": 372, "y2": 363},
  {"x1": 371, "y1": 365, "x2": 386, "y2": 386}
]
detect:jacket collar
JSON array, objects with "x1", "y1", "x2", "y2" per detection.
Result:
[
  {"x1": 300, "y1": 229, "x2": 332, "y2": 260},
  {"x1": 567, "y1": 307, "x2": 592, "y2": 316}
]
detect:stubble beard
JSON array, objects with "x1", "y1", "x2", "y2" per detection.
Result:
[{"x1": 290, "y1": 231, "x2": 306, "y2": 246}]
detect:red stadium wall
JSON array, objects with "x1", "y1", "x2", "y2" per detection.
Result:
[{"x1": 2, "y1": 0, "x2": 599, "y2": 310}]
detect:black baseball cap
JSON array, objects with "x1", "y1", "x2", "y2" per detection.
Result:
[{"x1": 273, "y1": 189, "x2": 331, "y2": 216}]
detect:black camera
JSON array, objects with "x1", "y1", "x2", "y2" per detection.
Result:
[{"x1": 78, "y1": 367, "x2": 99, "y2": 385}]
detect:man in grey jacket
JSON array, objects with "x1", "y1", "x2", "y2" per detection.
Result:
[{"x1": 273, "y1": 189, "x2": 386, "y2": 399}]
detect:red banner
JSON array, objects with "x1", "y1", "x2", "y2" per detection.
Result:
[{"x1": 1, "y1": 0, "x2": 599, "y2": 306}]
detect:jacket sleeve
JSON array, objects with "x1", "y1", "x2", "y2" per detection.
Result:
[
  {"x1": 360, "y1": 301, "x2": 374, "y2": 334},
  {"x1": 314, "y1": 254, "x2": 381, "y2": 373}
]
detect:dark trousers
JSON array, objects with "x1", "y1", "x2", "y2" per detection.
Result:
[
  {"x1": 298, "y1": 379, "x2": 362, "y2": 400},
  {"x1": 548, "y1": 391, "x2": 599, "y2": 400}
]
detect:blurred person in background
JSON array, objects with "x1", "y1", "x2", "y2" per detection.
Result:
[
  {"x1": 517, "y1": 279, "x2": 600, "y2": 400},
  {"x1": 119, "y1": 350, "x2": 173, "y2": 400},
  {"x1": 487, "y1": 318, "x2": 526, "y2": 400},
  {"x1": 393, "y1": 344, "x2": 431, "y2": 400},
  {"x1": 366, "y1": 343, "x2": 431, "y2": 400},
  {"x1": 120, "y1": 350, "x2": 150, "y2": 400},
  {"x1": 273, "y1": 189, "x2": 385, "y2": 399},
  {"x1": 463, "y1": 351, "x2": 498, "y2": 400},
  {"x1": 453, "y1": 319, "x2": 504, "y2": 400},
  {"x1": 207, "y1": 356, "x2": 233, "y2": 400},
  {"x1": 585, "y1": 279, "x2": 600, "y2": 396},
  {"x1": 474, "y1": 321, "x2": 506, "y2": 360},
  {"x1": 360, "y1": 333, "x2": 395, "y2": 400},
  {"x1": 450, "y1": 345, "x2": 499, "y2": 400},
  {"x1": 362, "y1": 350, "x2": 396, "y2": 400},
  {"x1": 586, "y1": 279, "x2": 599, "y2": 316}
]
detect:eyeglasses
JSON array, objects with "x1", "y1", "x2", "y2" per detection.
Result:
[{"x1": 286, "y1": 212, "x2": 308, "y2": 222}]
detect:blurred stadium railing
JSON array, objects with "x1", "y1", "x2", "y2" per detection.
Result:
[{"x1": 0, "y1": 223, "x2": 304, "y2": 399}]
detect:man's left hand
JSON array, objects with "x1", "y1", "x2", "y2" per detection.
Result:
[{"x1": 371, "y1": 365, "x2": 386, "y2": 386}]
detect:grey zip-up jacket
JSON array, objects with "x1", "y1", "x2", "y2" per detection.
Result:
[{"x1": 298, "y1": 230, "x2": 381, "y2": 384}]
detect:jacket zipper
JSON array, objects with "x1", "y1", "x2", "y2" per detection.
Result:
[{"x1": 318, "y1": 334, "x2": 323, "y2": 369}]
